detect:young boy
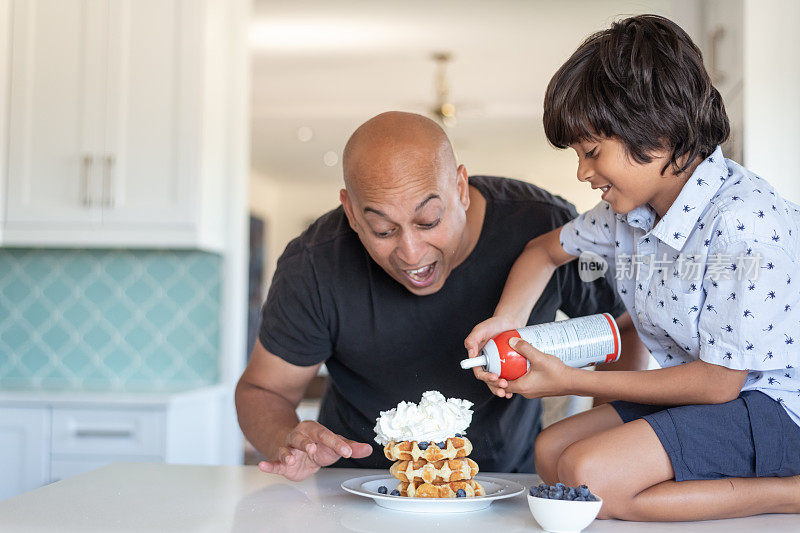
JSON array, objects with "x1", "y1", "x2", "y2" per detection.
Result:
[{"x1": 464, "y1": 15, "x2": 800, "y2": 521}]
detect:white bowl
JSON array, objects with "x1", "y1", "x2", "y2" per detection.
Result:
[{"x1": 527, "y1": 493, "x2": 603, "y2": 533}]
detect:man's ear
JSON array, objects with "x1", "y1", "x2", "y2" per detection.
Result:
[
  {"x1": 456, "y1": 164, "x2": 470, "y2": 209},
  {"x1": 340, "y1": 189, "x2": 360, "y2": 232}
]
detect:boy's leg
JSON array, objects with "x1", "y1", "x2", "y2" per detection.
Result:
[
  {"x1": 557, "y1": 419, "x2": 800, "y2": 521},
  {"x1": 534, "y1": 404, "x2": 623, "y2": 484}
]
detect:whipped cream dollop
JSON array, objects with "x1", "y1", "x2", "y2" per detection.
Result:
[{"x1": 373, "y1": 390, "x2": 473, "y2": 445}]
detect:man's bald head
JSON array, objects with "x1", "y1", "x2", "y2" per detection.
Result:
[
  {"x1": 342, "y1": 111, "x2": 457, "y2": 194},
  {"x1": 338, "y1": 111, "x2": 478, "y2": 296}
]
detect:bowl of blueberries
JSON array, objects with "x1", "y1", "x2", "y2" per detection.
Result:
[{"x1": 527, "y1": 482, "x2": 602, "y2": 533}]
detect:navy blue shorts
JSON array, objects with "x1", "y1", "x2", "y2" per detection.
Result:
[{"x1": 610, "y1": 390, "x2": 800, "y2": 482}]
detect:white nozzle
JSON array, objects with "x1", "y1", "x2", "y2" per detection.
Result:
[{"x1": 460, "y1": 355, "x2": 487, "y2": 369}]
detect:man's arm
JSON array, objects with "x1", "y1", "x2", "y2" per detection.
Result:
[
  {"x1": 235, "y1": 340, "x2": 372, "y2": 481},
  {"x1": 592, "y1": 311, "x2": 652, "y2": 406},
  {"x1": 235, "y1": 340, "x2": 319, "y2": 460}
]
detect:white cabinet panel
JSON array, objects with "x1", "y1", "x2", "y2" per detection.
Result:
[
  {"x1": 51, "y1": 407, "x2": 165, "y2": 456},
  {"x1": 6, "y1": 0, "x2": 104, "y2": 224},
  {"x1": 3, "y1": 0, "x2": 234, "y2": 251},
  {"x1": 0, "y1": 407, "x2": 50, "y2": 501},
  {"x1": 0, "y1": 1, "x2": 10, "y2": 235},
  {"x1": 101, "y1": 0, "x2": 195, "y2": 226},
  {"x1": 0, "y1": 386, "x2": 229, "y2": 499}
]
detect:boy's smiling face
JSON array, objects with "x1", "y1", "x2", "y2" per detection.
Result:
[{"x1": 570, "y1": 137, "x2": 691, "y2": 218}]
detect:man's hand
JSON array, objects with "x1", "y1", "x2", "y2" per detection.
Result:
[
  {"x1": 464, "y1": 315, "x2": 521, "y2": 399},
  {"x1": 464, "y1": 315, "x2": 519, "y2": 358},
  {"x1": 491, "y1": 337, "x2": 576, "y2": 399},
  {"x1": 258, "y1": 420, "x2": 372, "y2": 481}
]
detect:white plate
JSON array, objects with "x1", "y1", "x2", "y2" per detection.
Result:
[{"x1": 341, "y1": 474, "x2": 526, "y2": 513}]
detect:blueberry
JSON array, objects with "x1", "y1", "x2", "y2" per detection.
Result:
[
  {"x1": 456, "y1": 489, "x2": 466, "y2": 498},
  {"x1": 390, "y1": 489, "x2": 401, "y2": 496},
  {"x1": 566, "y1": 488, "x2": 577, "y2": 500},
  {"x1": 555, "y1": 482, "x2": 566, "y2": 490},
  {"x1": 577, "y1": 486, "x2": 590, "y2": 498},
  {"x1": 378, "y1": 485, "x2": 388, "y2": 494},
  {"x1": 436, "y1": 441, "x2": 446, "y2": 449},
  {"x1": 417, "y1": 441, "x2": 429, "y2": 450},
  {"x1": 538, "y1": 482, "x2": 548, "y2": 491},
  {"x1": 575, "y1": 495, "x2": 586, "y2": 501},
  {"x1": 455, "y1": 433, "x2": 462, "y2": 438}
]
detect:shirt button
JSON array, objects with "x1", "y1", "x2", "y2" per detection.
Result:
[{"x1": 643, "y1": 256, "x2": 650, "y2": 264}]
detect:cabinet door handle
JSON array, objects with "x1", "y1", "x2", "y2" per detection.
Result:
[
  {"x1": 103, "y1": 155, "x2": 116, "y2": 208},
  {"x1": 81, "y1": 155, "x2": 93, "y2": 206},
  {"x1": 74, "y1": 428, "x2": 134, "y2": 438}
]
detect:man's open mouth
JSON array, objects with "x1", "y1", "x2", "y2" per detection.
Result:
[{"x1": 402, "y1": 262, "x2": 437, "y2": 287}]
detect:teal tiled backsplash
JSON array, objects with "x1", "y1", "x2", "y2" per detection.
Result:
[{"x1": 0, "y1": 249, "x2": 221, "y2": 391}]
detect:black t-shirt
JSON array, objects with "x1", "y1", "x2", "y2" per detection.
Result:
[{"x1": 259, "y1": 176, "x2": 625, "y2": 472}]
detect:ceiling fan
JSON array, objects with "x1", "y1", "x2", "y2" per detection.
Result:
[{"x1": 430, "y1": 52, "x2": 458, "y2": 128}]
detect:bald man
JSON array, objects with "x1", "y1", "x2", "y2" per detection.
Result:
[{"x1": 236, "y1": 112, "x2": 647, "y2": 481}]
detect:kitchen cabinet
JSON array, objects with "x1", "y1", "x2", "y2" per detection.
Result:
[
  {"x1": 2, "y1": 0, "x2": 230, "y2": 251},
  {"x1": 0, "y1": 1, "x2": 11, "y2": 242},
  {"x1": 0, "y1": 407, "x2": 50, "y2": 501},
  {"x1": 0, "y1": 386, "x2": 226, "y2": 500}
]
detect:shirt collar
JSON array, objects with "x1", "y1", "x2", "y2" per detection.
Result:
[
  {"x1": 616, "y1": 204, "x2": 656, "y2": 231},
  {"x1": 649, "y1": 146, "x2": 729, "y2": 251}
]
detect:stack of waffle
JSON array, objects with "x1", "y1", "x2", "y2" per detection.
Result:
[{"x1": 383, "y1": 435, "x2": 484, "y2": 498}]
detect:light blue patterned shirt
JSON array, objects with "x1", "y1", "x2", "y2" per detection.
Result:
[{"x1": 560, "y1": 146, "x2": 800, "y2": 427}]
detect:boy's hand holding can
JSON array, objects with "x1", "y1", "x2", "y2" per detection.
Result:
[
  {"x1": 501, "y1": 337, "x2": 573, "y2": 399},
  {"x1": 463, "y1": 314, "x2": 621, "y2": 398}
]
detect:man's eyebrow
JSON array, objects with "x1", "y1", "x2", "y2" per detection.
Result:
[
  {"x1": 363, "y1": 206, "x2": 387, "y2": 217},
  {"x1": 415, "y1": 194, "x2": 440, "y2": 212},
  {"x1": 362, "y1": 194, "x2": 441, "y2": 217}
]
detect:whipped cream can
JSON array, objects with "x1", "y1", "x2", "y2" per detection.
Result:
[{"x1": 460, "y1": 313, "x2": 621, "y2": 380}]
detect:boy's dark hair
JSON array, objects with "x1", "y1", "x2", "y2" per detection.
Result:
[{"x1": 543, "y1": 14, "x2": 729, "y2": 174}]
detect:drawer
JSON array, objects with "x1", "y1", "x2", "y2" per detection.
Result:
[
  {"x1": 50, "y1": 455, "x2": 162, "y2": 483},
  {"x1": 51, "y1": 408, "x2": 165, "y2": 456}
]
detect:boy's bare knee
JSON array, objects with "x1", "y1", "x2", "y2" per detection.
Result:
[
  {"x1": 556, "y1": 442, "x2": 634, "y2": 520},
  {"x1": 533, "y1": 426, "x2": 563, "y2": 483},
  {"x1": 557, "y1": 441, "x2": 606, "y2": 491}
]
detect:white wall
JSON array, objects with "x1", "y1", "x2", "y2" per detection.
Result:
[
  {"x1": 742, "y1": 0, "x2": 800, "y2": 203},
  {"x1": 249, "y1": 172, "x2": 343, "y2": 283},
  {"x1": 455, "y1": 123, "x2": 601, "y2": 213}
]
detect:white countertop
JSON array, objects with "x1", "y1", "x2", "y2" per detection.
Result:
[{"x1": 0, "y1": 463, "x2": 797, "y2": 532}]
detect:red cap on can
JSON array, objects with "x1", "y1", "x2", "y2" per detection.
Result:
[{"x1": 490, "y1": 329, "x2": 528, "y2": 380}]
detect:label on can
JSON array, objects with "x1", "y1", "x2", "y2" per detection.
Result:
[
  {"x1": 473, "y1": 313, "x2": 621, "y2": 380},
  {"x1": 512, "y1": 313, "x2": 620, "y2": 367}
]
